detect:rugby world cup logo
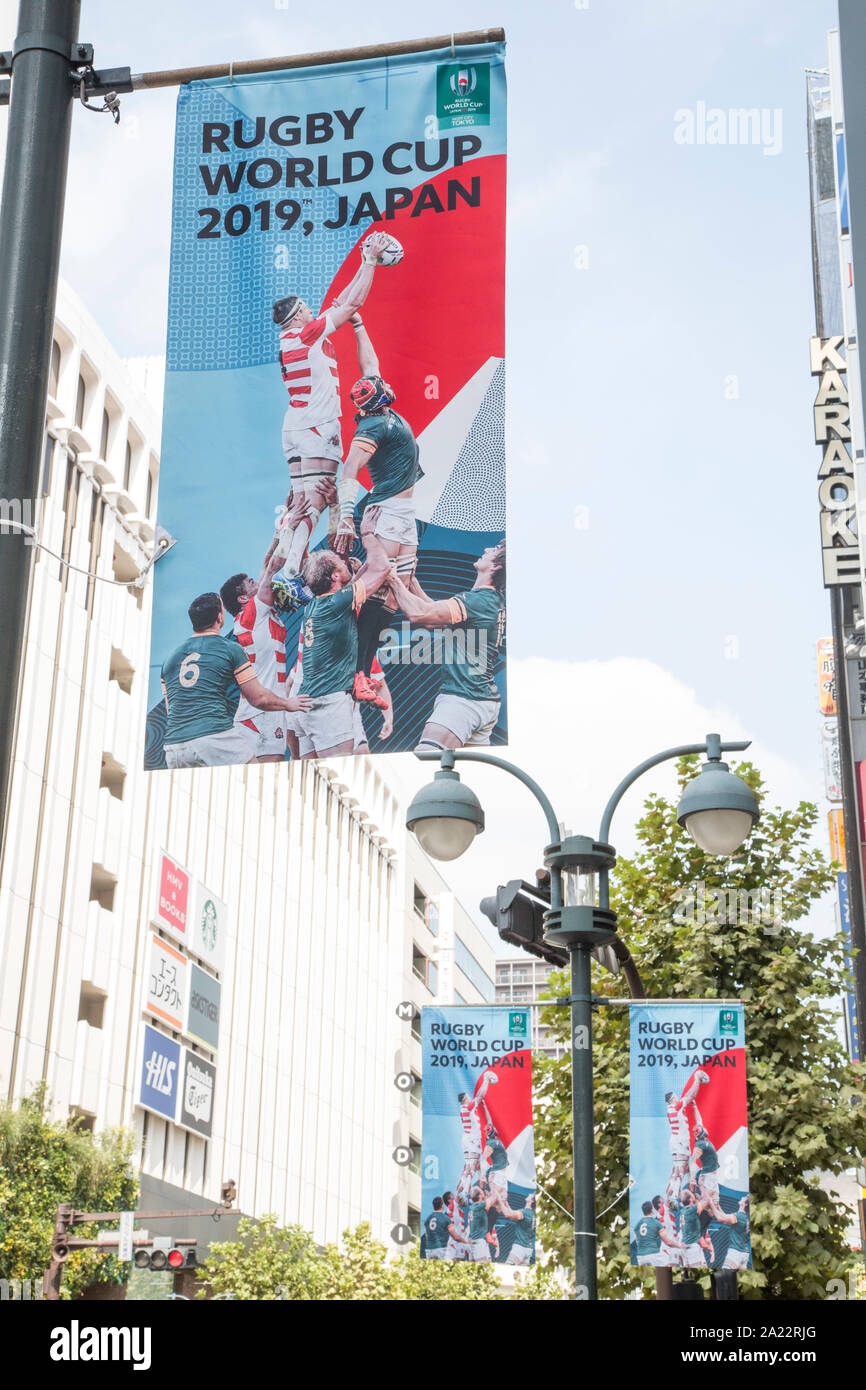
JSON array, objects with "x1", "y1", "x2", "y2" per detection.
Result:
[{"x1": 451, "y1": 67, "x2": 477, "y2": 98}]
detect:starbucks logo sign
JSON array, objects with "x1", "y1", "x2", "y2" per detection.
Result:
[{"x1": 200, "y1": 898, "x2": 218, "y2": 952}]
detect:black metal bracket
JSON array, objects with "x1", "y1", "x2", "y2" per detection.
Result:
[
  {"x1": 0, "y1": 37, "x2": 93, "y2": 74},
  {"x1": 553, "y1": 994, "x2": 603, "y2": 1010}
]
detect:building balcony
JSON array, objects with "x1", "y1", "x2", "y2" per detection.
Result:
[
  {"x1": 70, "y1": 1017, "x2": 104, "y2": 1118},
  {"x1": 93, "y1": 785, "x2": 122, "y2": 877},
  {"x1": 104, "y1": 679, "x2": 132, "y2": 768},
  {"x1": 81, "y1": 900, "x2": 115, "y2": 994}
]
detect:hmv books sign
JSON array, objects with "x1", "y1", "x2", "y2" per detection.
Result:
[{"x1": 154, "y1": 850, "x2": 190, "y2": 944}]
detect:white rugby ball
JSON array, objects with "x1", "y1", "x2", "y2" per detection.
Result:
[{"x1": 365, "y1": 232, "x2": 404, "y2": 266}]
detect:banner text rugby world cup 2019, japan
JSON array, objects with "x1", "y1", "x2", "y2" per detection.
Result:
[
  {"x1": 146, "y1": 42, "x2": 507, "y2": 770},
  {"x1": 629, "y1": 1002, "x2": 751, "y2": 1273}
]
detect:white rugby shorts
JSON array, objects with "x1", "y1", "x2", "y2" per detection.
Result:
[
  {"x1": 429, "y1": 693, "x2": 500, "y2": 747},
  {"x1": 282, "y1": 416, "x2": 342, "y2": 466},
  {"x1": 369, "y1": 495, "x2": 418, "y2": 547},
  {"x1": 237, "y1": 711, "x2": 287, "y2": 759},
  {"x1": 295, "y1": 691, "x2": 355, "y2": 752},
  {"x1": 164, "y1": 725, "x2": 256, "y2": 768}
]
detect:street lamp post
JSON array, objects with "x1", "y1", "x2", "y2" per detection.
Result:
[{"x1": 406, "y1": 733, "x2": 759, "y2": 1300}]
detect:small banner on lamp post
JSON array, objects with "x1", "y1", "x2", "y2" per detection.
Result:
[
  {"x1": 420, "y1": 1005, "x2": 535, "y2": 1266},
  {"x1": 629, "y1": 1002, "x2": 751, "y2": 1272}
]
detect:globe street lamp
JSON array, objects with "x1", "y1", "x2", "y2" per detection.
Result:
[{"x1": 406, "y1": 732, "x2": 759, "y2": 1300}]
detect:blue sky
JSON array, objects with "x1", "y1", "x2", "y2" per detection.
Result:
[{"x1": 47, "y1": 0, "x2": 844, "y2": 930}]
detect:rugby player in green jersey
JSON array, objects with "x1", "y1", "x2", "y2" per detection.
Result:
[
  {"x1": 423, "y1": 1197, "x2": 457, "y2": 1261},
  {"x1": 693, "y1": 1125, "x2": 726, "y2": 1218},
  {"x1": 483, "y1": 1126, "x2": 510, "y2": 1209},
  {"x1": 385, "y1": 540, "x2": 506, "y2": 751},
  {"x1": 466, "y1": 1185, "x2": 496, "y2": 1262},
  {"x1": 500, "y1": 1194, "x2": 536, "y2": 1266},
  {"x1": 718, "y1": 1196, "x2": 750, "y2": 1270},
  {"x1": 161, "y1": 592, "x2": 312, "y2": 768},
  {"x1": 633, "y1": 1199, "x2": 683, "y2": 1267},
  {"x1": 677, "y1": 1190, "x2": 708, "y2": 1269},
  {"x1": 333, "y1": 314, "x2": 423, "y2": 705},
  {"x1": 295, "y1": 530, "x2": 391, "y2": 757}
]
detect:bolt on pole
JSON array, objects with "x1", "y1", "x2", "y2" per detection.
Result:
[{"x1": 0, "y1": 0, "x2": 81, "y2": 859}]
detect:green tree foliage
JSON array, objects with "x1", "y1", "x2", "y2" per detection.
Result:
[
  {"x1": 533, "y1": 761, "x2": 866, "y2": 1300},
  {"x1": 0, "y1": 1085, "x2": 138, "y2": 1300},
  {"x1": 198, "y1": 1218, "x2": 568, "y2": 1300}
]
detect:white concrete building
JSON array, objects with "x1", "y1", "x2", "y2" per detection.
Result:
[
  {"x1": 495, "y1": 957, "x2": 566, "y2": 1061},
  {"x1": 0, "y1": 280, "x2": 495, "y2": 1264}
]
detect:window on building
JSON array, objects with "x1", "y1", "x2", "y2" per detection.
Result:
[
  {"x1": 512, "y1": 988, "x2": 530, "y2": 1002},
  {"x1": 85, "y1": 492, "x2": 105, "y2": 610},
  {"x1": 68, "y1": 1107, "x2": 96, "y2": 1132},
  {"x1": 59, "y1": 458, "x2": 80, "y2": 583},
  {"x1": 109, "y1": 647, "x2": 134, "y2": 694},
  {"x1": 40, "y1": 433, "x2": 54, "y2": 498},
  {"x1": 123, "y1": 438, "x2": 133, "y2": 491},
  {"x1": 408, "y1": 1141, "x2": 421, "y2": 1176},
  {"x1": 412, "y1": 947, "x2": 437, "y2": 995},
  {"x1": 146, "y1": 455, "x2": 158, "y2": 518},
  {"x1": 78, "y1": 982, "x2": 107, "y2": 1029},
  {"x1": 49, "y1": 340, "x2": 61, "y2": 398},
  {"x1": 75, "y1": 373, "x2": 87, "y2": 430},
  {"x1": 497, "y1": 969, "x2": 510, "y2": 984},
  {"x1": 409, "y1": 1073, "x2": 422, "y2": 1108},
  {"x1": 411, "y1": 1014, "x2": 421, "y2": 1044},
  {"x1": 513, "y1": 968, "x2": 528, "y2": 982},
  {"x1": 454, "y1": 937, "x2": 494, "y2": 1002},
  {"x1": 407, "y1": 1206, "x2": 421, "y2": 1239},
  {"x1": 100, "y1": 753, "x2": 126, "y2": 800},
  {"x1": 98, "y1": 410, "x2": 110, "y2": 465},
  {"x1": 89, "y1": 864, "x2": 117, "y2": 912},
  {"x1": 413, "y1": 883, "x2": 438, "y2": 934}
]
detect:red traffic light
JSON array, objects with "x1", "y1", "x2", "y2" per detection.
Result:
[{"x1": 167, "y1": 1248, "x2": 184, "y2": 1269}]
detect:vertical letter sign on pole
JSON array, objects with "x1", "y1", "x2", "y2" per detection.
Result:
[
  {"x1": 420, "y1": 1006, "x2": 536, "y2": 1265},
  {"x1": 629, "y1": 1003, "x2": 751, "y2": 1273},
  {"x1": 146, "y1": 39, "x2": 507, "y2": 769}
]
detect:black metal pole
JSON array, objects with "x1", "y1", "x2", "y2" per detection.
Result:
[
  {"x1": 570, "y1": 942, "x2": 597, "y2": 1299},
  {"x1": 0, "y1": 0, "x2": 80, "y2": 857},
  {"x1": 832, "y1": 587, "x2": 866, "y2": 1046}
]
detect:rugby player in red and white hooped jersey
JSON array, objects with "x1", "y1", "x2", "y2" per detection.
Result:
[
  {"x1": 271, "y1": 230, "x2": 391, "y2": 594},
  {"x1": 456, "y1": 1072, "x2": 494, "y2": 1198},
  {"x1": 663, "y1": 1071, "x2": 704, "y2": 1204},
  {"x1": 219, "y1": 539, "x2": 293, "y2": 763}
]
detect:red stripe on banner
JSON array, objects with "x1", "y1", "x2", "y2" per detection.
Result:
[
  {"x1": 684, "y1": 1048, "x2": 747, "y2": 1153},
  {"x1": 281, "y1": 346, "x2": 310, "y2": 364},
  {"x1": 471, "y1": 1046, "x2": 533, "y2": 1151},
  {"x1": 324, "y1": 153, "x2": 506, "y2": 459},
  {"x1": 857, "y1": 761, "x2": 866, "y2": 842}
]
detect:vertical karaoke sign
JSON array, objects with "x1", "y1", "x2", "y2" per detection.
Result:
[
  {"x1": 629, "y1": 1002, "x2": 751, "y2": 1273},
  {"x1": 147, "y1": 40, "x2": 507, "y2": 769}
]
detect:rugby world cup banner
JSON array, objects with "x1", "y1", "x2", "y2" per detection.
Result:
[
  {"x1": 146, "y1": 42, "x2": 507, "y2": 770},
  {"x1": 629, "y1": 1003, "x2": 751, "y2": 1273},
  {"x1": 420, "y1": 1007, "x2": 535, "y2": 1265}
]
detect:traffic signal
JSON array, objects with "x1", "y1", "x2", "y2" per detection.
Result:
[
  {"x1": 133, "y1": 1236, "x2": 197, "y2": 1270},
  {"x1": 480, "y1": 873, "x2": 623, "y2": 974},
  {"x1": 480, "y1": 878, "x2": 568, "y2": 967}
]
